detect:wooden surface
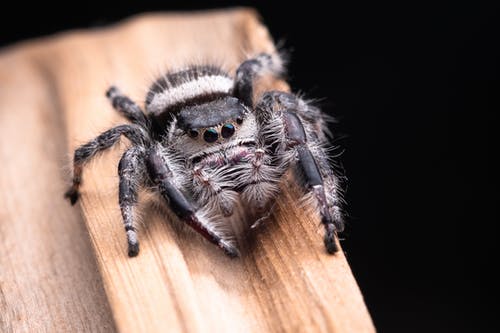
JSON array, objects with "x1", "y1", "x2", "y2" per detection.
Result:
[
  {"x1": 0, "y1": 9, "x2": 375, "y2": 333},
  {"x1": 0, "y1": 28, "x2": 116, "y2": 333}
]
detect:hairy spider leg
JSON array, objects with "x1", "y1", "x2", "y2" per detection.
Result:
[
  {"x1": 234, "y1": 53, "x2": 284, "y2": 107},
  {"x1": 106, "y1": 86, "x2": 148, "y2": 126},
  {"x1": 118, "y1": 146, "x2": 145, "y2": 257},
  {"x1": 256, "y1": 91, "x2": 343, "y2": 253},
  {"x1": 65, "y1": 124, "x2": 147, "y2": 204}
]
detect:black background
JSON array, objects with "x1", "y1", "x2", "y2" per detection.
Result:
[{"x1": 1, "y1": 2, "x2": 496, "y2": 332}]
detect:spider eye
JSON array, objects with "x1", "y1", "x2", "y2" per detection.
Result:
[
  {"x1": 236, "y1": 117, "x2": 243, "y2": 125},
  {"x1": 187, "y1": 129, "x2": 199, "y2": 138},
  {"x1": 221, "y1": 123, "x2": 235, "y2": 139},
  {"x1": 203, "y1": 128, "x2": 218, "y2": 143}
]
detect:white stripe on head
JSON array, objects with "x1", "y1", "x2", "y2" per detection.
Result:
[{"x1": 147, "y1": 75, "x2": 234, "y2": 115}]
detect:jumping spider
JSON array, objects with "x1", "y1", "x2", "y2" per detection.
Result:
[{"x1": 65, "y1": 53, "x2": 344, "y2": 257}]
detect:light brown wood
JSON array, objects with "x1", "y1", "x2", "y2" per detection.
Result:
[
  {"x1": 0, "y1": 9, "x2": 375, "y2": 332},
  {"x1": 0, "y1": 35, "x2": 116, "y2": 333}
]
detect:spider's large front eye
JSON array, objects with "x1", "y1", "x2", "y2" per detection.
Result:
[
  {"x1": 203, "y1": 128, "x2": 218, "y2": 143},
  {"x1": 221, "y1": 123, "x2": 235, "y2": 139},
  {"x1": 187, "y1": 129, "x2": 199, "y2": 138}
]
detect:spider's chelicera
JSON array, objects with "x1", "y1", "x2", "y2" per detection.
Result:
[{"x1": 65, "y1": 53, "x2": 345, "y2": 257}]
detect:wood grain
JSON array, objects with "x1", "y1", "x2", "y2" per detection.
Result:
[
  {"x1": 0, "y1": 9, "x2": 375, "y2": 332},
  {"x1": 0, "y1": 34, "x2": 116, "y2": 333}
]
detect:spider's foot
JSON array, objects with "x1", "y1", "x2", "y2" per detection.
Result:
[
  {"x1": 128, "y1": 243, "x2": 140, "y2": 257},
  {"x1": 64, "y1": 188, "x2": 80, "y2": 205},
  {"x1": 105, "y1": 86, "x2": 119, "y2": 99},
  {"x1": 324, "y1": 224, "x2": 339, "y2": 254},
  {"x1": 219, "y1": 240, "x2": 240, "y2": 258},
  {"x1": 127, "y1": 230, "x2": 140, "y2": 257}
]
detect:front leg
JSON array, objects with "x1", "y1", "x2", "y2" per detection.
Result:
[
  {"x1": 146, "y1": 146, "x2": 239, "y2": 257},
  {"x1": 256, "y1": 91, "x2": 344, "y2": 254}
]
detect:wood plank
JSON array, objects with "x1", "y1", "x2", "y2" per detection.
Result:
[{"x1": 1, "y1": 9, "x2": 375, "y2": 332}]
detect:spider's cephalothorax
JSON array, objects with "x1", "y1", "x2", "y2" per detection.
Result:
[{"x1": 65, "y1": 53, "x2": 345, "y2": 257}]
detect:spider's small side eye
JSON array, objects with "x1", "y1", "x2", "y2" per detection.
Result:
[
  {"x1": 188, "y1": 129, "x2": 199, "y2": 138},
  {"x1": 221, "y1": 123, "x2": 235, "y2": 138},
  {"x1": 236, "y1": 117, "x2": 243, "y2": 125},
  {"x1": 203, "y1": 128, "x2": 219, "y2": 143}
]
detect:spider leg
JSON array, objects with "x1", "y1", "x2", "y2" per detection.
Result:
[
  {"x1": 65, "y1": 124, "x2": 147, "y2": 204},
  {"x1": 234, "y1": 53, "x2": 284, "y2": 107},
  {"x1": 286, "y1": 111, "x2": 340, "y2": 253},
  {"x1": 256, "y1": 91, "x2": 343, "y2": 254},
  {"x1": 106, "y1": 86, "x2": 148, "y2": 126},
  {"x1": 273, "y1": 93, "x2": 346, "y2": 233},
  {"x1": 146, "y1": 147, "x2": 239, "y2": 257},
  {"x1": 118, "y1": 146, "x2": 145, "y2": 257}
]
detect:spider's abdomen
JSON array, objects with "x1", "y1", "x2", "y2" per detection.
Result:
[{"x1": 146, "y1": 66, "x2": 234, "y2": 118}]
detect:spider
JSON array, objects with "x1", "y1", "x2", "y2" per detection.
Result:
[{"x1": 65, "y1": 53, "x2": 344, "y2": 257}]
